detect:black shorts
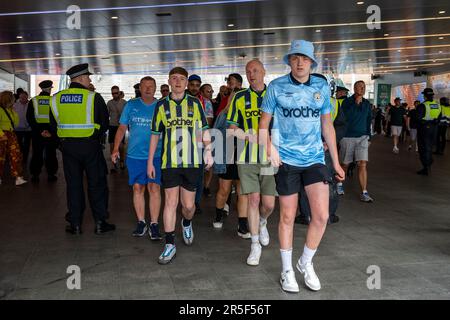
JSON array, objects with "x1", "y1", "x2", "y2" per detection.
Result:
[
  {"x1": 275, "y1": 163, "x2": 332, "y2": 196},
  {"x1": 161, "y1": 168, "x2": 202, "y2": 191},
  {"x1": 108, "y1": 126, "x2": 125, "y2": 144},
  {"x1": 218, "y1": 164, "x2": 239, "y2": 181}
]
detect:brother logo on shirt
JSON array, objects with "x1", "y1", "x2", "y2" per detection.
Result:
[
  {"x1": 60, "y1": 94, "x2": 83, "y2": 104},
  {"x1": 167, "y1": 118, "x2": 193, "y2": 127},
  {"x1": 245, "y1": 110, "x2": 262, "y2": 118},
  {"x1": 281, "y1": 106, "x2": 320, "y2": 118}
]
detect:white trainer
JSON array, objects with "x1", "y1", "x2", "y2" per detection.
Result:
[
  {"x1": 259, "y1": 220, "x2": 270, "y2": 246},
  {"x1": 280, "y1": 270, "x2": 299, "y2": 293},
  {"x1": 296, "y1": 261, "x2": 321, "y2": 291},
  {"x1": 15, "y1": 177, "x2": 27, "y2": 186},
  {"x1": 246, "y1": 242, "x2": 262, "y2": 266},
  {"x1": 223, "y1": 203, "x2": 230, "y2": 215}
]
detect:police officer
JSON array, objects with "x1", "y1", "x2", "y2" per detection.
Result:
[
  {"x1": 49, "y1": 63, "x2": 115, "y2": 234},
  {"x1": 26, "y1": 80, "x2": 58, "y2": 182},
  {"x1": 416, "y1": 88, "x2": 442, "y2": 175},
  {"x1": 435, "y1": 97, "x2": 450, "y2": 155}
]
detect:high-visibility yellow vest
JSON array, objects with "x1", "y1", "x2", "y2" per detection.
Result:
[
  {"x1": 32, "y1": 96, "x2": 51, "y2": 124},
  {"x1": 422, "y1": 100, "x2": 441, "y2": 121},
  {"x1": 440, "y1": 105, "x2": 450, "y2": 124},
  {"x1": 330, "y1": 97, "x2": 345, "y2": 122},
  {"x1": 50, "y1": 88, "x2": 99, "y2": 138}
]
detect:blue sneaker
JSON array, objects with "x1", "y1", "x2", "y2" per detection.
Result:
[
  {"x1": 360, "y1": 192, "x2": 374, "y2": 203},
  {"x1": 132, "y1": 221, "x2": 148, "y2": 237},
  {"x1": 149, "y1": 223, "x2": 162, "y2": 240},
  {"x1": 181, "y1": 219, "x2": 194, "y2": 246},
  {"x1": 158, "y1": 244, "x2": 176, "y2": 265}
]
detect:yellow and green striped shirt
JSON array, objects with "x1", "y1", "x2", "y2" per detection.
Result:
[
  {"x1": 227, "y1": 86, "x2": 267, "y2": 164},
  {"x1": 151, "y1": 94, "x2": 209, "y2": 169}
]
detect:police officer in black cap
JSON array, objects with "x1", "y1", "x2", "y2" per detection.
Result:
[
  {"x1": 415, "y1": 88, "x2": 442, "y2": 175},
  {"x1": 49, "y1": 63, "x2": 115, "y2": 234},
  {"x1": 26, "y1": 80, "x2": 59, "y2": 182}
]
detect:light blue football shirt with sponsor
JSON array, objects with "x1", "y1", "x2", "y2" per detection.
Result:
[
  {"x1": 119, "y1": 98, "x2": 162, "y2": 160},
  {"x1": 261, "y1": 73, "x2": 332, "y2": 167}
]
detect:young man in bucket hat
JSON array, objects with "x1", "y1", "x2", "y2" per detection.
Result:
[{"x1": 259, "y1": 40, "x2": 345, "y2": 293}]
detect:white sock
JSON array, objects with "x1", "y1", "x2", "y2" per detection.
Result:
[
  {"x1": 140, "y1": 219, "x2": 146, "y2": 223},
  {"x1": 362, "y1": 190, "x2": 368, "y2": 194},
  {"x1": 337, "y1": 182, "x2": 343, "y2": 186},
  {"x1": 259, "y1": 217, "x2": 267, "y2": 225},
  {"x1": 251, "y1": 235, "x2": 259, "y2": 244},
  {"x1": 280, "y1": 248, "x2": 293, "y2": 273},
  {"x1": 300, "y1": 245, "x2": 317, "y2": 265}
]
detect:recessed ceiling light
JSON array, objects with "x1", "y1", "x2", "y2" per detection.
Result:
[
  {"x1": 384, "y1": 33, "x2": 389, "y2": 37},
  {"x1": 438, "y1": 11, "x2": 446, "y2": 14},
  {"x1": 220, "y1": 43, "x2": 225, "y2": 47},
  {"x1": 368, "y1": 59, "x2": 372, "y2": 62},
  {"x1": 111, "y1": 16, "x2": 119, "y2": 20},
  {"x1": 397, "y1": 49, "x2": 402, "y2": 52},
  {"x1": 315, "y1": 29, "x2": 321, "y2": 33},
  {"x1": 131, "y1": 40, "x2": 136, "y2": 44},
  {"x1": 439, "y1": 51, "x2": 443, "y2": 54},
  {"x1": 349, "y1": 48, "x2": 354, "y2": 51},
  {"x1": 274, "y1": 57, "x2": 279, "y2": 60},
  {"x1": 55, "y1": 53, "x2": 61, "y2": 56},
  {"x1": 357, "y1": 1, "x2": 364, "y2": 5},
  {"x1": 433, "y1": 60, "x2": 437, "y2": 62},
  {"x1": 228, "y1": 24, "x2": 234, "y2": 27},
  {"x1": 16, "y1": 36, "x2": 23, "y2": 39},
  {"x1": 439, "y1": 37, "x2": 444, "y2": 40}
]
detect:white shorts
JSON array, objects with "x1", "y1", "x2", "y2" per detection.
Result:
[{"x1": 391, "y1": 125, "x2": 403, "y2": 136}]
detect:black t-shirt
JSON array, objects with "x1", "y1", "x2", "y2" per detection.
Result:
[
  {"x1": 407, "y1": 109, "x2": 419, "y2": 129},
  {"x1": 389, "y1": 106, "x2": 407, "y2": 126}
]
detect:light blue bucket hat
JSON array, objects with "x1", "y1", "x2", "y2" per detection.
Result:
[{"x1": 283, "y1": 40, "x2": 318, "y2": 69}]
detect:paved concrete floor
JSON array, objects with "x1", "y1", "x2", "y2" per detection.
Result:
[{"x1": 1, "y1": 135, "x2": 449, "y2": 300}]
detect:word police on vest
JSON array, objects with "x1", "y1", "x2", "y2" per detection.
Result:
[{"x1": 60, "y1": 94, "x2": 84, "y2": 104}]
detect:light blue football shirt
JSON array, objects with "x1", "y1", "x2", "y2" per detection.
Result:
[
  {"x1": 119, "y1": 98, "x2": 162, "y2": 160},
  {"x1": 261, "y1": 73, "x2": 332, "y2": 167}
]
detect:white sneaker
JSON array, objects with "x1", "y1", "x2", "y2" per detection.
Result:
[
  {"x1": 15, "y1": 177, "x2": 27, "y2": 186},
  {"x1": 393, "y1": 146, "x2": 399, "y2": 154},
  {"x1": 246, "y1": 242, "x2": 262, "y2": 266},
  {"x1": 296, "y1": 261, "x2": 321, "y2": 291},
  {"x1": 181, "y1": 219, "x2": 194, "y2": 246},
  {"x1": 223, "y1": 203, "x2": 230, "y2": 215},
  {"x1": 280, "y1": 270, "x2": 299, "y2": 293},
  {"x1": 259, "y1": 220, "x2": 270, "y2": 246}
]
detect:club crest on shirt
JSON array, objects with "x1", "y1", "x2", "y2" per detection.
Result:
[{"x1": 314, "y1": 92, "x2": 321, "y2": 102}]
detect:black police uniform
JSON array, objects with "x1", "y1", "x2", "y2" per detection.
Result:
[
  {"x1": 49, "y1": 64, "x2": 114, "y2": 234},
  {"x1": 26, "y1": 81, "x2": 59, "y2": 181}
]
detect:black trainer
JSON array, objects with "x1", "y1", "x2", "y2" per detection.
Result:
[
  {"x1": 132, "y1": 221, "x2": 148, "y2": 237},
  {"x1": 149, "y1": 223, "x2": 162, "y2": 240},
  {"x1": 66, "y1": 225, "x2": 82, "y2": 235},
  {"x1": 95, "y1": 220, "x2": 116, "y2": 234},
  {"x1": 295, "y1": 214, "x2": 310, "y2": 225},
  {"x1": 328, "y1": 215, "x2": 340, "y2": 224}
]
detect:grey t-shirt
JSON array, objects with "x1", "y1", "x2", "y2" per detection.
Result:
[{"x1": 107, "y1": 98, "x2": 126, "y2": 126}]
